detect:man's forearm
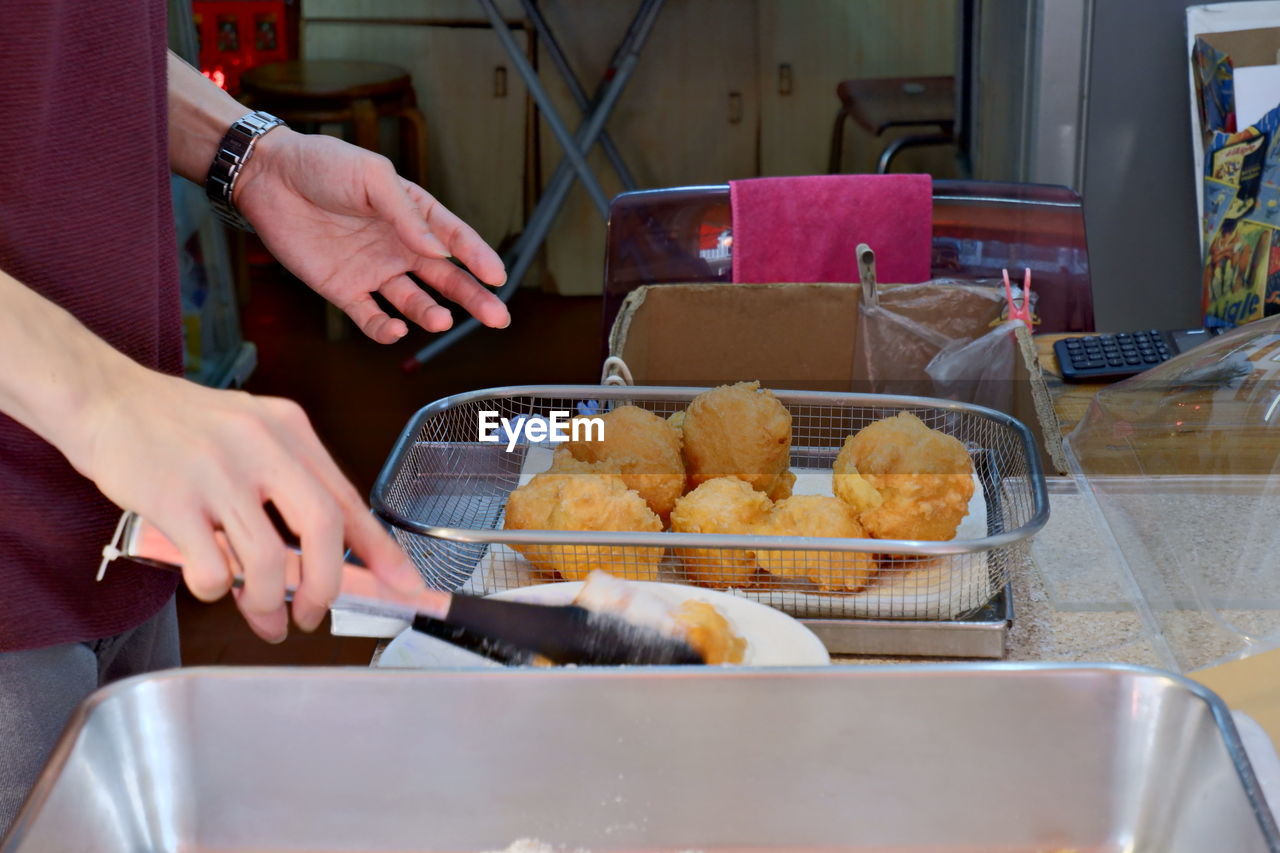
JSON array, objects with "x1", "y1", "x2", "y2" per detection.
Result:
[
  {"x1": 167, "y1": 51, "x2": 254, "y2": 186},
  {"x1": 0, "y1": 268, "x2": 145, "y2": 473}
]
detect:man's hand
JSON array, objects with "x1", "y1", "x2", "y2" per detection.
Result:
[
  {"x1": 73, "y1": 367, "x2": 424, "y2": 642},
  {"x1": 167, "y1": 53, "x2": 509, "y2": 344},
  {"x1": 0, "y1": 265, "x2": 423, "y2": 644},
  {"x1": 233, "y1": 129, "x2": 509, "y2": 343}
]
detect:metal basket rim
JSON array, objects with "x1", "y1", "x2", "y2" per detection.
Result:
[{"x1": 370, "y1": 385, "x2": 1050, "y2": 557}]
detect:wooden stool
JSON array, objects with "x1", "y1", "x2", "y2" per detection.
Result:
[
  {"x1": 240, "y1": 60, "x2": 430, "y2": 341},
  {"x1": 240, "y1": 60, "x2": 428, "y2": 185},
  {"x1": 828, "y1": 76, "x2": 955, "y2": 174}
]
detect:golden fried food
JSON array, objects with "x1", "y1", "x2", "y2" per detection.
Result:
[
  {"x1": 754, "y1": 495, "x2": 877, "y2": 592},
  {"x1": 573, "y1": 571, "x2": 747, "y2": 665},
  {"x1": 503, "y1": 457, "x2": 663, "y2": 582},
  {"x1": 768, "y1": 469, "x2": 797, "y2": 502},
  {"x1": 562, "y1": 405, "x2": 684, "y2": 522},
  {"x1": 832, "y1": 457, "x2": 885, "y2": 515},
  {"x1": 674, "y1": 599, "x2": 747, "y2": 664},
  {"x1": 669, "y1": 476, "x2": 773, "y2": 587},
  {"x1": 547, "y1": 446, "x2": 610, "y2": 475},
  {"x1": 836, "y1": 412, "x2": 975, "y2": 541},
  {"x1": 681, "y1": 382, "x2": 793, "y2": 501}
]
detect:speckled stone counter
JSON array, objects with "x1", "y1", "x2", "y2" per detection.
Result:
[
  {"x1": 835, "y1": 477, "x2": 1274, "y2": 669},
  {"x1": 827, "y1": 478, "x2": 1152, "y2": 666},
  {"x1": 831, "y1": 541, "x2": 1164, "y2": 666},
  {"x1": 372, "y1": 478, "x2": 1269, "y2": 670}
]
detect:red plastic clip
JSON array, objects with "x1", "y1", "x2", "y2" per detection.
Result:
[{"x1": 1002, "y1": 268, "x2": 1035, "y2": 326}]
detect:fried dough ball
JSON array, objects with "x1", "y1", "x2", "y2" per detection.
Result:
[
  {"x1": 682, "y1": 382, "x2": 793, "y2": 501},
  {"x1": 674, "y1": 600, "x2": 747, "y2": 664},
  {"x1": 669, "y1": 477, "x2": 773, "y2": 588},
  {"x1": 754, "y1": 495, "x2": 878, "y2": 593},
  {"x1": 769, "y1": 469, "x2": 797, "y2": 502},
  {"x1": 836, "y1": 412, "x2": 975, "y2": 541},
  {"x1": 547, "y1": 446, "x2": 610, "y2": 475},
  {"x1": 562, "y1": 405, "x2": 685, "y2": 522},
  {"x1": 832, "y1": 458, "x2": 885, "y2": 515},
  {"x1": 503, "y1": 457, "x2": 663, "y2": 582},
  {"x1": 572, "y1": 571, "x2": 747, "y2": 666}
]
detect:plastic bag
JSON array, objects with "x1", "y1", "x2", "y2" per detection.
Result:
[
  {"x1": 856, "y1": 278, "x2": 1029, "y2": 412},
  {"x1": 925, "y1": 320, "x2": 1026, "y2": 414}
]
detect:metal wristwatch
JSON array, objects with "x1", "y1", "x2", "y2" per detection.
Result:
[{"x1": 204, "y1": 110, "x2": 286, "y2": 232}]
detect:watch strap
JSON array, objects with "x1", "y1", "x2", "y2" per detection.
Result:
[{"x1": 205, "y1": 111, "x2": 286, "y2": 232}]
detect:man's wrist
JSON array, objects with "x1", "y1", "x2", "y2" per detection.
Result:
[
  {"x1": 205, "y1": 111, "x2": 287, "y2": 231},
  {"x1": 166, "y1": 51, "x2": 253, "y2": 182},
  {"x1": 230, "y1": 124, "x2": 294, "y2": 210},
  {"x1": 40, "y1": 342, "x2": 152, "y2": 478}
]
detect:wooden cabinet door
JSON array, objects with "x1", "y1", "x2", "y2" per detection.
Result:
[
  {"x1": 305, "y1": 0, "x2": 524, "y2": 20},
  {"x1": 303, "y1": 9, "x2": 528, "y2": 250},
  {"x1": 757, "y1": 0, "x2": 958, "y2": 177},
  {"x1": 534, "y1": 0, "x2": 759, "y2": 296}
]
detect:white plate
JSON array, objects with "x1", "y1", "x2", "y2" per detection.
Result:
[{"x1": 489, "y1": 581, "x2": 831, "y2": 667}]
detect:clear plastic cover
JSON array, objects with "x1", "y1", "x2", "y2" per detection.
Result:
[{"x1": 1062, "y1": 315, "x2": 1280, "y2": 672}]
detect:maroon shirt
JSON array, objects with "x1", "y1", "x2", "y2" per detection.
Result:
[{"x1": 0, "y1": 0, "x2": 182, "y2": 651}]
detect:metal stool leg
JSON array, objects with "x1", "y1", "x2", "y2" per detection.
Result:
[
  {"x1": 829, "y1": 106, "x2": 850, "y2": 174},
  {"x1": 877, "y1": 132, "x2": 955, "y2": 174}
]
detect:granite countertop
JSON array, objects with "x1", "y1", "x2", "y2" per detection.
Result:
[
  {"x1": 836, "y1": 476, "x2": 1275, "y2": 670},
  {"x1": 371, "y1": 478, "x2": 1268, "y2": 670},
  {"x1": 834, "y1": 477, "x2": 1165, "y2": 666},
  {"x1": 832, "y1": 534, "x2": 1164, "y2": 667}
]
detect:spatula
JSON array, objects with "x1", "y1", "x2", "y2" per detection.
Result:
[{"x1": 99, "y1": 511, "x2": 704, "y2": 666}]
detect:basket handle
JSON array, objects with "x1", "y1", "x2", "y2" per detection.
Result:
[{"x1": 601, "y1": 355, "x2": 634, "y2": 386}]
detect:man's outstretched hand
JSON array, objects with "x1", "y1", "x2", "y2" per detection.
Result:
[{"x1": 234, "y1": 129, "x2": 509, "y2": 343}]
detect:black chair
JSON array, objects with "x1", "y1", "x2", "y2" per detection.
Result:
[{"x1": 601, "y1": 180, "x2": 1096, "y2": 351}]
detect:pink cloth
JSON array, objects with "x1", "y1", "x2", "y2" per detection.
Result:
[{"x1": 730, "y1": 174, "x2": 933, "y2": 284}]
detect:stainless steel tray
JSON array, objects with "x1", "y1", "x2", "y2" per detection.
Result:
[
  {"x1": 808, "y1": 580, "x2": 1014, "y2": 659},
  {"x1": 370, "y1": 385, "x2": 1048, "y2": 657},
  {"x1": 5, "y1": 665, "x2": 1275, "y2": 852}
]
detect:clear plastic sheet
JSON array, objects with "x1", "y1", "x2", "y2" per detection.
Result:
[
  {"x1": 926, "y1": 320, "x2": 1026, "y2": 414},
  {"x1": 1062, "y1": 315, "x2": 1280, "y2": 672}
]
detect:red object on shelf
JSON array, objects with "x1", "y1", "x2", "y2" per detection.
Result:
[{"x1": 193, "y1": 1, "x2": 289, "y2": 95}]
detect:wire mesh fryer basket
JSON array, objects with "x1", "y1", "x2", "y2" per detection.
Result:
[{"x1": 371, "y1": 385, "x2": 1049, "y2": 621}]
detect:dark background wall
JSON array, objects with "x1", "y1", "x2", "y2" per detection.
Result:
[{"x1": 1081, "y1": 0, "x2": 1208, "y2": 330}]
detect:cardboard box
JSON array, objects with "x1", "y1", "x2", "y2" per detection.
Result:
[{"x1": 607, "y1": 282, "x2": 1066, "y2": 474}]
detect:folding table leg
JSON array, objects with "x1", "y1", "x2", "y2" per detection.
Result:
[
  {"x1": 404, "y1": 0, "x2": 665, "y2": 371},
  {"x1": 519, "y1": 0, "x2": 637, "y2": 192},
  {"x1": 507, "y1": 0, "x2": 663, "y2": 259},
  {"x1": 476, "y1": 0, "x2": 611, "y2": 216}
]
